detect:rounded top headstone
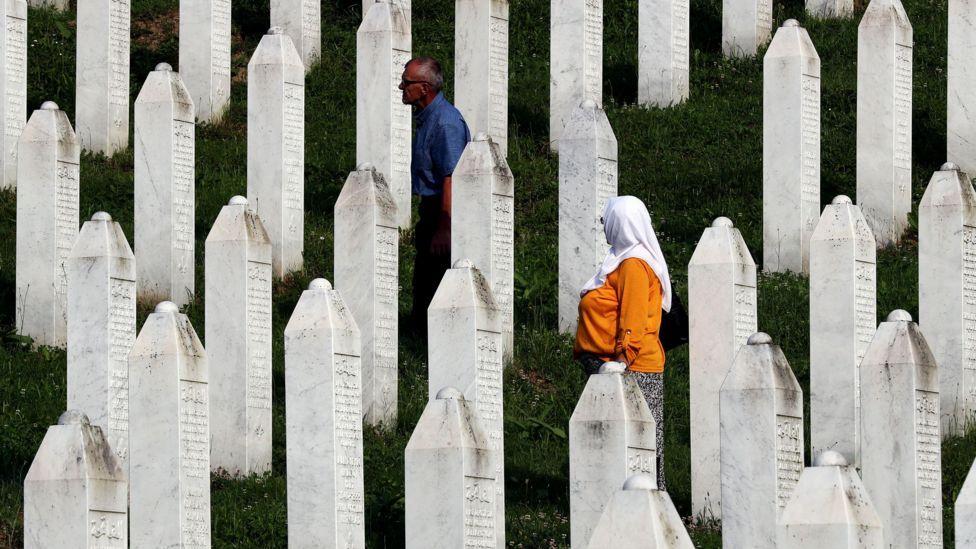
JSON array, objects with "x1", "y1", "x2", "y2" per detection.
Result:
[
  {"x1": 941, "y1": 161, "x2": 960, "y2": 172},
  {"x1": 40, "y1": 101, "x2": 59, "y2": 111},
  {"x1": 268, "y1": 26, "x2": 284, "y2": 35},
  {"x1": 473, "y1": 132, "x2": 489, "y2": 142},
  {"x1": 58, "y1": 410, "x2": 91, "y2": 426},
  {"x1": 747, "y1": 332, "x2": 773, "y2": 345},
  {"x1": 436, "y1": 386, "x2": 464, "y2": 400},
  {"x1": 229, "y1": 195, "x2": 248, "y2": 206},
  {"x1": 91, "y1": 211, "x2": 112, "y2": 221},
  {"x1": 309, "y1": 278, "x2": 332, "y2": 291},
  {"x1": 155, "y1": 301, "x2": 179, "y2": 314},
  {"x1": 887, "y1": 309, "x2": 912, "y2": 322},
  {"x1": 831, "y1": 195, "x2": 852, "y2": 205},
  {"x1": 783, "y1": 19, "x2": 800, "y2": 27},
  {"x1": 357, "y1": 162, "x2": 374, "y2": 171},
  {"x1": 711, "y1": 217, "x2": 733, "y2": 228},
  {"x1": 622, "y1": 474, "x2": 657, "y2": 491},
  {"x1": 580, "y1": 99, "x2": 597, "y2": 110},
  {"x1": 453, "y1": 258, "x2": 474, "y2": 269},
  {"x1": 814, "y1": 450, "x2": 848, "y2": 467},
  {"x1": 155, "y1": 62, "x2": 173, "y2": 72}
]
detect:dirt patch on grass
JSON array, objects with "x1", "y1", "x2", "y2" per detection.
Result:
[
  {"x1": 132, "y1": 9, "x2": 179, "y2": 51},
  {"x1": 516, "y1": 367, "x2": 556, "y2": 394}
]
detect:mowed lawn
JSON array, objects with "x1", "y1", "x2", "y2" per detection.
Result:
[{"x1": 0, "y1": 0, "x2": 974, "y2": 547}]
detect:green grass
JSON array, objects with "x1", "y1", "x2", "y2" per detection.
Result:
[{"x1": 0, "y1": 0, "x2": 974, "y2": 547}]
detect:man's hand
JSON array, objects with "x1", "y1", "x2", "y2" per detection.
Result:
[{"x1": 430, "y1": 215, "x2": 451, "y2": 256}]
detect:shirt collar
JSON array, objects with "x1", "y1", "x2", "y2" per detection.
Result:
[{"x1": 414, "y1": 92, "x2": 445, "y2": 125}]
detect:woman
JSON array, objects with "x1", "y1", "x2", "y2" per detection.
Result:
[{"x1": 573, "y1": 196, "x2": 672, "y2": 490}]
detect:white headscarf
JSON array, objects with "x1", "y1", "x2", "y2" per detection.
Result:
[{"x1": 580, "y1": 196, "x2": 673, "y2": 312}]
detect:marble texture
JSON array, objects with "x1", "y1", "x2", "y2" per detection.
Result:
[
  {"x1": 722, "y1": 0, "x2": 772, "y2": 57},
  {"x1": 569, "y1": 370, "x2": 657, "y2": 549},
  {"x1": 405, "y1": 386, "x2": 499, "y2": 549},
  {"x1": 206, "y1": 196, "x2": 273, "y2": 476},
  {"x1": 357, "y1": 1, "x2": 412, "y2": 228},
  {"x1": 550, "y1": 0, "x2": 602, "y2": 151},
  {"x1": 271, "y1": 0, "x2": 321, "y2": 69},
  {"x1": 959, "y1": 458, "x2": 976, "y2": 548},
  {"x1": 179, "y1": 0, "x2": 231, "y2": 122},
  {"x1": 75, "y1": 0, "x2": 129, "y2": 155},
  {"x1": 856, "y1": 0, "x2": 913, "y2": 247},
  {"x1": 688, "y1": 217, "x2": 757, "y2": 520},
  {"x1": 23, "y1": 411, "x2": 128, "y2": 549},
  {"x1": 452, "y1": 134, "x2": 514, "y2": 358},
  {"x1": 15, "y1": 101, "x2": 79, "y2": 349},
  {"x1": 777, "y1": 451, "x2": 884, "y2": 548},
  {"x1": 247, "y1": 28, "x2": 305, "y2": 278},
  {"x1": 27, "y1": 0, "x2": 65, "y2": 9},
  {"x1": 428, "y1": 260, "x2": 505, "y2": 546},
  {"x1": 948, "y1": 0, "x2": 976, "y2": 176},
  {"x1": 128, "y1": 302, "x2": 211, "y2": 548},
  {"x1": 859, "y1": 310, "x2": 942, "y2": 548},
  {"x1": 334, "y1": 165, "x2": 399, "y2": 428},
  {"x1": 763, "y1": 19, "x2": 820, "y2": 274},
  {"x1": 558, "y1": 100, "x2": 617, "y2": 334},
  {"x1": 67, "y1": 212, "x2": 136, "y2": 475},
  {"x1": 809, "y1": 196, "x2": 876, "y2": 466},
  {"x1": 638, "y1": 0, "x2": 689, "y2": 107},
  {"x1": 806, "y1": 0, "x2": 853, "y2": 17},
  {"x1": 134, "y1": 63, "x2": 196, "y2": 307},
  {"x1": 720, "y1": 332, "x2": 804, "y2": 549},
  {"x1": 363, "y1": 0, "x2": 411, "y2": 19},
  {"x1": 919, "y1": 163, "x2": 976, "y2": 436},
  {"x1": 0, "y1": 0, "x2": 26, "y2": 189},
  {"x1": 455, "y1": 0, "x2": 508, "y2": 151},
  {"x1": 585, "y1": 474, "x2": 694, "y2": 548},
  {"x1": 284, "y1": 279, "x2": 365, "y2": 548}
]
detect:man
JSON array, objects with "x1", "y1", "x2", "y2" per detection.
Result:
[{"x1": 400, "y1": 57, "x2": 471, "y2": 332}]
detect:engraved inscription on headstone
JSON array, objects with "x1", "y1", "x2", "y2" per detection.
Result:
[
  {"x1": 180, "y1": 0, "x2": 231, "y2": 121},
  {"x1": 0, "y1": 1, "x2": 26, "y2": 189},
  {"x1": 550, "y1": 0, "x2": 603, "y2": 150},
  {"x1": 455, "y1": 0, "x2": 510, "y2": 151},
  {"x1": 270, "y1": 0, "x2": 322, "y2": 69},
  {"x1": 775, "y1": 415, "x2": 803, "y2": 510},
  {"x1": 76, "y1": 0, "x2": 130, "y2": 155},
  {"x1": 638, "y1": 0, "x2": 690, "y2": 107}
]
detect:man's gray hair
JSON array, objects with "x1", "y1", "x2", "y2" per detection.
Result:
[{"x1": 410, "y1": 56, "x2": 444, "y2": 92}]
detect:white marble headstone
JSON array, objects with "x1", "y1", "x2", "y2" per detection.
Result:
[
  {"x1": 128, "y1": 301, "x2": 211, "y2": 548},
  {"x1": 638, "y1": 0, "x2": 689, "y2": 107},
  {"x1": 948, "y1": 1, "x2": 976, "y2": 176},
  {"x1": 958, "y1": 458, "x2": 976, "y2": 548},
  {"x1": 67, "y1": 212, "x2": 136, "y2": 473},
  {"x1": 206, "y1": 196, "x2": 273, "y2": 476},
  {"x1": 0, "y1": 0, "x2": 26, "y2": 189},
  {"x1": 23, "y1": 410, "x2": 128, "y2": 549},
  {"x1": 16, "y1": 101, "x2": 79, "y2": 349},
  {"x1": 27, "y1": 0, "x2": 66, "y2": 10},
  {"x1": 363, "y1": 0, "x2": 411, "y2": 19},
  {"x1": 856, "y1": 0, "x2": 913, "y2": 247},
  {"x1": 806, "y1": 0, "x2": 852, "y2": 17},
  {"x1": 271, "y1": 0, "x2": 321, "y2": 69},
  {"x1": 284, "y1": 279, "x2": 365, "y2": 548},
  {"x1": 247, "y1": 27, "x2": 305, "y2": 278},
  {"x1": 75, "y1": 0, "x2": 130, "y2": 155},
  {"x1": 585, "y1": 474, "x2": 694, "y2": 548},
  {"x1": 550, "y1": 0, "x2": 602, "y2": 151},
  {"x1": 405, "y1": 386, "x2": 499, "y2": 549},
  {"x1": 763, "y1": 19, "x2": 820, "y2": 274},
  {"x1": 179, "y1": 0, "x2": 231, "y2": 122},
  {"x1": 134, "y1": 63, "x2": 196, "y2": 307},
  {"x1": 357, "y1": 1, "x2": 412, "y2": 228},
  {"x1": 809, "y1": 195, "x2": 876, "y2": 466},
  {"x1": 334, "y1": 164, "x2": 399, "y2": 428},
  {"x1": 720, "y1": 332, "x2": 804, "y2": 549},
  {"x1": 722, "y1": 0, "x2": 772, "y2": 57},
  {"x1": 558, "y1": 100, "x2": 617, "y2": 334},
  {"x1": 688, "y1": 217, "x2": 757, "y2": 520},
  {"x1": 919, "y1": 163, "x2": 976, "y2": 436},
  {"x1": 455, "y1": 0, "x2": 508, "y2": 151},
  {"x1": 569, "y1": 369, "x2": 657, "y2": 549},
  {"x1": 777, "y1": 451, "x2": 884, "y2": 548},
  {"x1": 859, "y1": 310, "x2": 942, "y2": 547}
]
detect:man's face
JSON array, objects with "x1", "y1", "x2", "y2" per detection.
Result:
[{"x1": 399, "y1": 62, "x2": 428, "y2": 106}]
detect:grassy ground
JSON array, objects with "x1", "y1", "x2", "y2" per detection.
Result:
[{"x1": 0, "y1": 0, "x2": 974, "y2": 547}]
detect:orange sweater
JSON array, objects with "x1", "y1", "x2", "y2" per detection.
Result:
[{"x1": 573, "y1": 258, "x2": 665, "y2": 373}]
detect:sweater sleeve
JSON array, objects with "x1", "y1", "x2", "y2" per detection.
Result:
[{"x1": 613, "y1": 259, "x2": 653, "y2": 365}]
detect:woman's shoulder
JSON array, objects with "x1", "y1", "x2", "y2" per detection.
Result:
[{"x1": 616, "y1": 258, "x2": 660, "y2": 286}]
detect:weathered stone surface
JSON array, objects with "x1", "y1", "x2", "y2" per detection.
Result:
[
  {"x1": 638, "y1": 0, "x2": 689, "y2": 107},
  {"x1": 452, "y1": 134, "x2": 514, "y2": 358},
  {"x1": 285, "y1": 279, "x2": 365, "y2": 548},
  {"x1": 777, "y1": 451, "x2": 884, "y2": 548},
  {"x1": 763, "y1": 19, "x2": 820, "y2": 274},
  {"x1": 363, "y1": 0, "x2": 411, "y2": 19},
  {"x1": 334, "y1": 165, "x2": 399, "y2": 428},
  {"x1": 688, "y1": 217, "x2": 757, "y2": 520},
  {"x1": 206, "y1": 196, "x2": 273, "y2": 476},
  {"x1": 806, "y1": 0, "x2": 853, "y2": 17},
  {"x1": 859, "y1": 310, "x2": 942, "y2": 548},
  {"x1": 134, "y1": 63, "x2": 196, "y2": 307},
  {"x1": 722, "y1": 0, "x2": 772, "y2": 57},
  {"x1": 949, "y1": 0, "x2": 976, "y2": 176},
  {"x1": 585, "y1": 474, "x2": 694, "y2": 548},
  {"x1": 720, "y1": 332, "x2": 804, "y2": 549},
  {"x1": 75, "y1": 0, "x2": 130, "y2": 155},
  {"x1": 919, "y1": 163, "x2": 976, "y2": 436},
  {"x1": 959, "y1": 458, "x2": 976, "y2": 548},
  {"x1": 558, "y1": 100, "x2": 617, "y2": 334},
  {"x1": 550, "y1": 0, "x2": 602, "y2": 151},
  {"x1": 271, "y1": 0, "x2": 321, "y2": 69},
  {"x1": 455, "y1": 0, "x2": 508, "y2": 151},
  {"x1": 0, "y1": 0, "x2": 26, "y2": 189},
  {"x1": 856, "y1": 0, "x2": 913, "y2": 247},
  {"x1": 809, "y1": 196, "x2": 876, "y2": 466},
  {"x1": 23, "y1": 411, "x2": 128, "y2": 548},
  {"x1": 27, "y1": 0, "x2": 66, "y2": 10},
  {"x1": 16, "y1": 101, "x2": 79, "y2": 349},
  {"x1": 128, "y1": 301, "x2": 210, "y2": 548},
  {"x1": 179, "y1": 0, "x2": 231, "y2": 122},
  {"x1": 67, "y1": 212, "x2": 136, "y2": 474},
  {"x1": 428, "y1": 260, "x2": 505, "y2": 546},
  {"x1": 247, "y1": 28, "x2": 305, "y2": 277},
  {"x1": 357, "y1": 1, "x2": 412, "y2": 228},
  {"x1": 569, "y1": 369, "x2": 657, "y2": 549}
]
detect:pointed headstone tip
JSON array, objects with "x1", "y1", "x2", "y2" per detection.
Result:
[
  {"x1": 155, "y1": 62, "x2": 173, "y2": 72},
  {"x1": 941, "y1": 161, "x2": 960, "y2": 172},
  {"x1": 436, "y1": 386, "x2": 463, "y2": 400},
  {"x1": 357, "y1": 162, "x2": 374, "y2": 171},
  {"x1": 268, "y1": 26, "x2": 284, "y2": 35},
  {"x1": 886, "y1": 309, "x2": 912, "y2": 322},
  {"x1": 453, "y1": 258, "x2": 475, "y2": 269},
  {"x1": 58, "y1": 410, "x2": 91, "y2": 426},
  {"x1": 473, "y1": 132, "x2": 489, "y2": 142},
  {"x1": 309, "y1": 278, "x2": 332, "y2": 291},
  {"x1": 747, "y1": 332, "x2": 772, "y2": 345},
  {"x1": 155, "y1": 301, "x2": 179, "y2": 314},
  {"x1": 40, "y1": 101, "x2": 59, "y2": 111},
  {"x1": 597, "y1": 361, "x2": 627, "y2": 374},
  {"x1": 783, "y1": 19, "x2": 800, "y2": 27},
  {"x1": 622, "y1": 473, "x2": 657, "y2": 491},
  {"x1": 831, "y1": 195, "x2": 852, "y2": 205},
  {"x1": 91, "y1": 211, "x2": 112, "y2": 221},
  {"x1": 580, "y1": 98, "x2": 598, "y2": 110},
  {"x1": 712, "y1": 216, "x2": 734, "y2": 228},
  {"x1": 814, "y1": 450, "x2": 848, "y2": 467},
  {"x1": 229, "y1": 195, "x2": 248, "y2": 206}
]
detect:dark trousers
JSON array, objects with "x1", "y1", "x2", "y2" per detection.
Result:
[{"x1": 412, "y1": 196, "x2": 451, "y2": 335}]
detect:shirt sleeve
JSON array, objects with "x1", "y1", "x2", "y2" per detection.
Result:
[
  {"x1": 431, "y1": 120, "x2": 470, "y2": 180},
  {"x1": 614, "y1": 259, "x2": 653, "y2": 365}
]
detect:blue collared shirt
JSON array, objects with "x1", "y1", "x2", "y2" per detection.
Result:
[{"x1": 412, "y1": 93, "x2": 471, "y2": 197}]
